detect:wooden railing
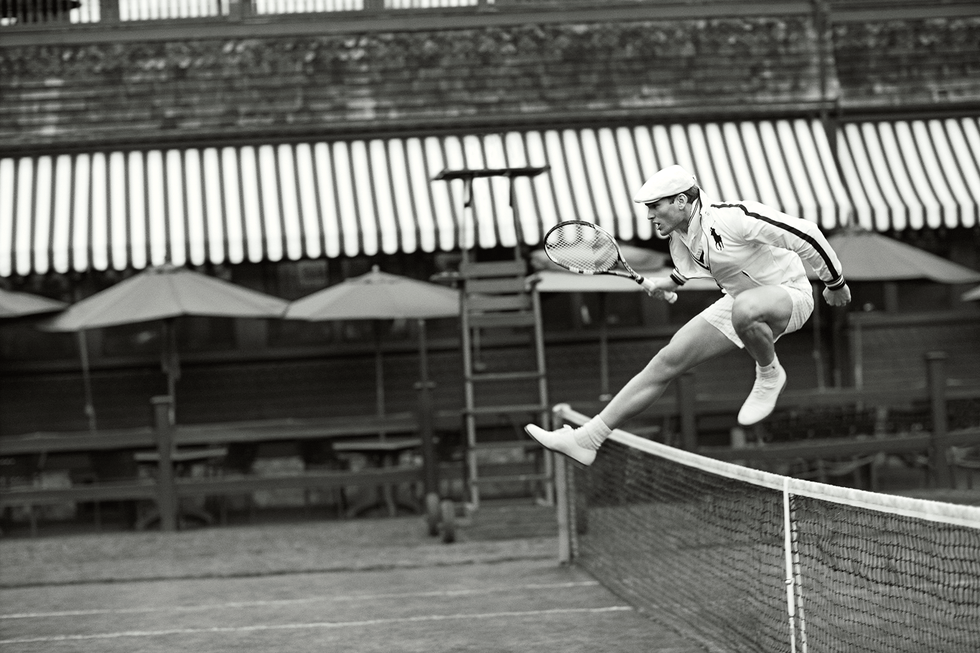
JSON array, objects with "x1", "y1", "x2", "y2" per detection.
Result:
[
  {"x1": 5, "y1": 0, "x2": 974, "y2": 31},
  {"x1": 2, "y1": 0, "x2": 493, "y2": 26},
  {"x1": 1, "y1": 0, "x2": 813, "y2": 28}
]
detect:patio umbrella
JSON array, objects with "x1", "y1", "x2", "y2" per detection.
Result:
[
  {"x1": 0, "y1": 289, "x2": 89, "y2": 428},
  {"x1": 286, "y1": 265, "x2": 461, "y2": 323},
  {"x1": 285, "y1": 266, "x2": 461, "y2": 501},
  {"x1": 41, "y1": 263, "x2": 289, "y2": 423},
  {"x1": 806, "y1": 229, "x2": 980, "y2": 387},
  {"x1": 0, "y1": 288, "x2": 67, "y2": 318},
  {"x1": 822, "y1": 230, "x2": 980, "y2": 283},
  {"x1": 284, "y1": 265, "x2": 460, "y2": 419}
]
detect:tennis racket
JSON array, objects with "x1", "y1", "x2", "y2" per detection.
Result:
[{"x1": 543, "y1": 220, "x2": 678, "y2": 303}]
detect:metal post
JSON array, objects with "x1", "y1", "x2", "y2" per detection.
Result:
[
  {"x1": 227, "y1": 0, "x2": 245, "y2": 20},
  {"x1": 151, "y1": 396, "x2": 177, "y2": 532},
  {"x1": 598, "y1": 293, "x2": 611, "y2": 401},
  {"x1": 851, "y1": 319, "x2": 863, "y2": 389},
  {"x1": 926, "y1": 352, "x2": 951, "y2": 488},
  {"x1": 461, "y1": 177, "x2": 473, "y2": 265},
  {"x1": 811, "y1": 284, "x2": 826, "y2": 390},
  {"x1": 99, "y1": 0, "x2": 119, "y2": 23},
  {"x1": 555, "y1": 453, "x2": 571, "y2": 565},
  {"x1": 677, "y1": 371, "x2": 697, "y2": 450},
  {"x1": 77, "y1": 331, "x2": 98, "y2": 434}
]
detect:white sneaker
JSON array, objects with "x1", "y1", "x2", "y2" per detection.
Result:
[
  {"x1": 737, "y1": 364, "x2": 787, "y2": 426},
  {"x1": 524, "y1": 424, "x2": 597, "y2": 466}
]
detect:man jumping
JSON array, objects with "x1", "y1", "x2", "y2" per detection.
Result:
[{"x1": 526, "y1": 164, "x2": 852, "y2": 465}]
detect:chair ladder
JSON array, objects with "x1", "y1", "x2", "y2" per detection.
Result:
[{"x1": 459, "y1": 258, "x2": 553, "y2": 510}]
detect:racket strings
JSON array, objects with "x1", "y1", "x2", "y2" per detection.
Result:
[{"x1": 545, "y1": 223, "x2": 619, "y2": 273}]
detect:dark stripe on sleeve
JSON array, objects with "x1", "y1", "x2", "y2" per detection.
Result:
[
  {"x1": 670, "y1": 270, "x2": 686, "y2": 286},
  {"x1": 825, "y1": 276, "x2": 846, "y2": 290},
  {"x1": 713, "y1": 203, "x2": 843, "y2": 286}
]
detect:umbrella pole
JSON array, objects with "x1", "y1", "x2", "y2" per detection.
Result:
[
  {"x1": 416, "y1": 319, "x2": 439, "y2": 496},
  {"x1": 77, "y1": 330, "x2": 98, "y2": 434},
  {"x1": 812, "y1": 285, "x2": 826, "y2": 390},
  {"x1": 161, "y1": 319, "x2": 179, "y2": 425},
  {"x1": 374, "y1": 320, "x2": 386, "y2": 440},
  {"x1": 598, "y1": 293, "x2": 611, "y2": 402}
]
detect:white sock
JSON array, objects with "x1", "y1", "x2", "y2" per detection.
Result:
[
  {"x1": 573, "y1": 416, "x2": 612, "y2": 451},
  {"x1": 757, "y1": 353, "x2": 780, "y2": 377}
]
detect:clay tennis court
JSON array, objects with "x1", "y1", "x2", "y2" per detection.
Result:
[{"x1": 0, "y1": 506, "x2": 705, "y2": 653}]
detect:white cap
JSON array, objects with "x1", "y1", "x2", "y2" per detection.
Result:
[{"x1": 632, "y1": 165, "x2": 698, "y2": 204}]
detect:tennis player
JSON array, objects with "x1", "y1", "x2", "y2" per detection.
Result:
[{"x1": 526, "y1": 164, "x2": 852, "y2": 465}]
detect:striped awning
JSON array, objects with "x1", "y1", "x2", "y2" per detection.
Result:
[
  {"x1": 0, "y1": 119, "x2": 847, "y2": 277},
  {"x1": 836, "y1": 117, "x2": 980, "y2": 232}
]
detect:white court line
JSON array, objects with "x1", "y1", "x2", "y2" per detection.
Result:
[
  {"x1": 0, "y1": 606, "x2": 633, "y2": 645},
  {"x1": 0, "y1": 581, "x2": 599, "y2": 620}
]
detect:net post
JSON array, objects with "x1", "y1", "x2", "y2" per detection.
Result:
[
  {"x1": 553, "y1": 405, "x2": 573, "y2": 565},
  {"x1": 782, "y1": 478, "x2": 799, "y2": 653},
  {"x1": 926, "y1": 351, "x2": 951, "y2": 488},
  {"x1": 555, "y1": 453, "x2": 572, "y2": 565}
]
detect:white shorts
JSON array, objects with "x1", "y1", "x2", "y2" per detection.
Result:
[{"x1": 699, "y1": 286, "x2": 814, "y2": 349}]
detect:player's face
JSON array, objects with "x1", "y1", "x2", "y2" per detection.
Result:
[{"x1": 645, "y1": 196, "x2": 687, "y2": 236}]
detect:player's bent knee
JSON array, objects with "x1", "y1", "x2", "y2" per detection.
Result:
[
  {"x1": 732, "y1": 290, "x2": 793, "y2": 339},
  {"x1": 730, "y1": 294, "x2": 766, "y2": 331}
]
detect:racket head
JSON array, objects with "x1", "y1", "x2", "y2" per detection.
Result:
[{"x1": 543, "y1": 220, "x2": 623, "y2": 275}]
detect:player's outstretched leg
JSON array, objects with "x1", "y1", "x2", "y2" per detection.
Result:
[
  {"x1": 737, "y1": 356, "x2": 787, "y2": 425},
  {"x1": 524, "y1": 416, "x2": 612, "y2": 466}
]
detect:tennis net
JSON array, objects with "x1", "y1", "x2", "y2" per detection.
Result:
[{"x1": 553, "y1": 404, "x2": 980, "y2": 653}]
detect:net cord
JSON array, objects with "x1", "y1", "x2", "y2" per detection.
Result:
[{"x1": 553, "y1": 403, "x2": 980, "y2": 530}]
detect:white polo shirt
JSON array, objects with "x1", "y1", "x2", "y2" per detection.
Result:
[{"x1": 667, "y1": 192, "x2": 845, "y2": 297}]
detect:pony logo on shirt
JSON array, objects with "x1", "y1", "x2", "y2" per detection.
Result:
[{"x1": 710, "y1": 227, "x2": 724, "y2": 250}]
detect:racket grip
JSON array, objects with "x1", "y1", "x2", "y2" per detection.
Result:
[{"x1": 638, "y1": 277, "x2": 678, "y2": 303}]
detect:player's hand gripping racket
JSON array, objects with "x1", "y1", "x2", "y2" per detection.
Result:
[{"x1": 543, "y1": 220, "x2": 678, "y2": 303}]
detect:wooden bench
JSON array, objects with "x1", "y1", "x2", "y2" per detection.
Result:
[{"x1": 0, "y1": 403, "x2": 465, "y2": 533}]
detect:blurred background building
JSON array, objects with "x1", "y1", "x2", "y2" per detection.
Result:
[{"x1": 1, "y1": 0, "x2": 979, "y2": 438}]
